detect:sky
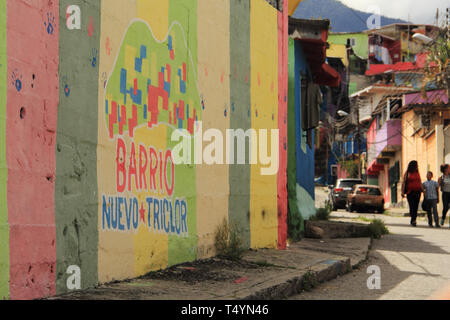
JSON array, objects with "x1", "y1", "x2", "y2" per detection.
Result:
[{"x1": 339, "y1": 0, "x2": 449, "y2": 25}]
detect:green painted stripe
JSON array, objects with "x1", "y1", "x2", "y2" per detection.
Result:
[
  {"x1": 55, "y1": 0, "x2": 101, "y2": 294},
  {"x1": 228, "y1": 0, "x2": 251, "y2": 248},
  {"x1": 167, "y1": 0, "x2": 199, "y2": 266},
  {"x1": 287, "y1": 38, "x2": 303, "y2": 240},
  {"x1": 0, "y1": 0, "x2": 9, "y2": 300}
]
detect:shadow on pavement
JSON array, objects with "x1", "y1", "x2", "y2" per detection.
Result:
[
  {"x1": 292, "y1": 232, "x2": 448, "y2": 300},
  {"x1": 293, "y1": 208, "x2": 450, "y2": 300}
]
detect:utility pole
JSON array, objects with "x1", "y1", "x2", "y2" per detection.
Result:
[
  {"x1": 358, "y1": 109, "x2": 361, "y2": 180},
  {"x1": 436, "y1": 8, "x2": 439, "y2": 27},
  {"x1": 407, "y1": 14, "x2": 410, "y2": 62}
]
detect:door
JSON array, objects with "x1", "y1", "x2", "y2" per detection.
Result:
[{"x1": 445, "y1": 126, "x2": 450, "y2": 164}]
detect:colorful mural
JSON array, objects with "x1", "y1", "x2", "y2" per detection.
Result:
[
  {"x1": 0, "y1": 0, "x2": 289, "y2": 299},
  {"x1": 98, "y1": 0, "x2": 200, "y2": 282}
]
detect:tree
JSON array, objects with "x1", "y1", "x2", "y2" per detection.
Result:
[{"x1": 422, "y1": 24, "x2": 450, "y2": 97}]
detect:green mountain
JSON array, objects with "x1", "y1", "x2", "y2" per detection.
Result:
[{"x1": 293, "y1": 0, "x2": 407, "y2": 33}]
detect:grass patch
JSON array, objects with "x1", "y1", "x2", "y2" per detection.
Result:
[
  {"x1": 310, "y1": 205, "x2": 332, "y2": 221},
  {"x1": 301, "y1": 269, "x2": 319, "y2": 291},
  {"x1": 368, "y1": 219, "x2": 389, "y2": 239},
  {"x1": 355, "y1": 216, "x2": 373, "y2": 223},
  {"x1": 214, "y1": 218, "x2": 245, "y2": 261}
]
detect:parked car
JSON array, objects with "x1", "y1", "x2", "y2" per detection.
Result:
[
  {"x1": 347, "y1": 185, "x2": 384, "y2": 213},
  {"x1": 329, "y1": 178, "x2": 363, "y2": 210}
]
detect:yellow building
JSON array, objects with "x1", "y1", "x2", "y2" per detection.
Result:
[{"x1": 400, "y1": 90, "x2": 450, "y2": 211}]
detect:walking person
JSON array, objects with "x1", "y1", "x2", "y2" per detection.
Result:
[
  {"x1": 423, "y1": 171, "x2": 440, "y2": 228},
  {"x1": 402, "y1": 161, "x2": 424, "y2": 227},
  {"x1": 438, "y1": 164, "x2": 450, "y2": 227}
]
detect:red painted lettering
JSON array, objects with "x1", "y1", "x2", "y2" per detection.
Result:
[
  {"x1": 128, "y1": 142, "x2": 138, "y2": 191},
  {"x1": 164, "y1": 150, "x2": 175, "y2": 196},
  {"x1": 139, "y1": 144, "x2": 148, "y2": 190},
  {"x1": 116, "y1": 138, "x2": 127, "y2": 192},
  {"x1": 159, "y1": 151, "x2": 163, "y2": 193},
  {"x1": 149, "y1": 147, "x2": 158, "y2": 192}
]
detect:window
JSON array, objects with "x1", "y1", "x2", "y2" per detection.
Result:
[
  {"x1": 356, "y1": 187, "x2": 381, "y2": 195},
  {"x1": 357, "y1": 187, "x2": 368, "y2": 194},
  {"x1": 338, "y1": 180, "x2": 363, "y2": 188},
  {"x1": 264, "y1": 0, "x2": 283, "y2": 11},
  {"x1": 368, "y1": 187, "x2": 382, "y2": 196},
  {"x1": 331, "y1": 165, "x2": 338, "y2": 177},
  {"x1": 350, "y1": 38, "x2": 357, "y2": 47}
]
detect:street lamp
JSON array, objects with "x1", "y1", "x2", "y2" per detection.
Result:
[
  {"x1": 337, "y1": 110, "x2": 349, "y2": 117},
  {"x1": 412, "y1": 33, "x2": 434, "y2": 45}
]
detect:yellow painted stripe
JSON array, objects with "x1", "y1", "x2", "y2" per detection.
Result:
[
  {"x1": 196, "y1": 0, "x2": 230, "y2": 259},
  {"x1": 98, "y1": 0, "x2": 138, "y2": 284},
  {"x1": 250, "y1": 0, "x2": 278, "y2": 249}
]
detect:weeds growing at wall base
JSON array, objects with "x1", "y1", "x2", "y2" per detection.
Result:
[
  {"x1": 214, "y1": 218, "x2": 245, "y2": 261},
  {"x1": 309, "y1": 204, "x2": 332, "y2": 221},
  {"x1": 368, "y1": 219, "x2": 389, "y2": 239},
  {"x1": 301, "y1": 269, "x2": 319, "y2": 291}
]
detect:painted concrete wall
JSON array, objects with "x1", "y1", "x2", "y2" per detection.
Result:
[
  {"x1": 57, "y1": 0, "x2": 100, "y2": 293},
  {"x1": 327, "y1": 43, "x2": 348, "y2": 66},
  {"x1": 287, "y1": 38, "x2": 316, "y2": 241},
  {"x1": 328, "y1": 33, "x2": 368, "y2": 59},
  {"x1": 402, "y1": 110, "x2": 437, "y2": 184},
  {"x1": 0, "y1": 0, "x2": 8, "y2": 300},
  {"x1": 0, "y1": 0, "x2": 289, "y2": 299},
  {"x1": 6, "y1": 0, "x2": 59, "y2": 300},
  {"x1": 401, "y1": 109, "x2": 450, "y2": 209}
]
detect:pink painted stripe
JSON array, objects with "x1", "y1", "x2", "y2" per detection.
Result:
[
  {"x1": 7, "y1": 0, "x2": 58, "y2": 299},
  {"x1": 277, "y1": 4, "x2": 288, "y2": 250}
]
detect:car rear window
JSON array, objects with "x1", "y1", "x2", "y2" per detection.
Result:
[
  {"x1": 356, "y1": 187, "x2": 382, "y2": 195},
  {"x1": 338, "y1": 180, "x2": 363, "y2": 188},
  {"x1": 368, "y1": 188, "x2": 382, "y2": 195}
]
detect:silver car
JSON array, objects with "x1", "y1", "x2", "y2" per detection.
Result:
[{"x1": 330, "y1": 178, "x2": 363, "y2": 210}]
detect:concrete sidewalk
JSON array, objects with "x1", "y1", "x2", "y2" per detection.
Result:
[{"x1": 49, "y1": 237, "x2": 371, "y2": 300}]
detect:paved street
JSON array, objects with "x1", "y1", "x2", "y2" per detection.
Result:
[{"x1": 290, "y1": 207, "x2": 450, "y2": 300}]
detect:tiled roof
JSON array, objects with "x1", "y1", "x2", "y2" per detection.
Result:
[{"x1": 365, "y1": 62, "x2": 416, "y2": 76}]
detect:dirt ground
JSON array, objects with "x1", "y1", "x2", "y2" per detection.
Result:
[{"x1": 142, "y1": 257, "x2": 265, "y2": 284}]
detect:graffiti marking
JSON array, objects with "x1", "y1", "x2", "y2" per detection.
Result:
[{"x1": 44, "y1": 12, "x2": 55, "y2": 35}]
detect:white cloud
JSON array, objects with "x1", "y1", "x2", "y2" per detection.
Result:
[{"x1": 338, "y1": 0, "x2": 449, "y2": 24}]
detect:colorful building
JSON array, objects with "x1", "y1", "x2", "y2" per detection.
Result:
[
  {"x1": 287, "y1": 17, "x2": 340, "y2": 238},
  {"x1": 351, "y1": 84, "x2": 415, "y2": 206},
  {"x1": 328, "y1": 32, "x2": 369, "y2": 62},
  {"x1": 327, "y1": 32, "x2": 370, "y2": 95},
  {"x1": 399, "y1": 90, "x2": 450, "y2": 210},
  {"x1": 0, "y1": 0, "x2": 293, "y2": 300},
  {"x1": 367, "y1": 24, "x2": 440, "y2": 66}
]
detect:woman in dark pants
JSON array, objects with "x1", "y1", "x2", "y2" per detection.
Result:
[
  {"x1": 438, "y1": 164, "x2": 450, "y2": 226},
  {"x1": 401, "y1": 161, "x2": 424, "y2": 227}
]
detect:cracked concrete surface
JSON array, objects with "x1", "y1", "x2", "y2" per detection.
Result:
[{"x1": 290, "y1": 209, "x2": 450, "y2": 300}]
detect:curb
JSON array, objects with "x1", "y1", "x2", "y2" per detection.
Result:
[
  {"x1": 241, "y1": 238, "x2": 372, "y2": 300},
  {"x1": 45, "y1": 238, "x2": 373, "y2": 301},
  {"x1": 242, "y1": 257, "x2": 351, "y2": 300},
  {"x1": 352, "y1": 237, "x2": 373, "y2": 270}
]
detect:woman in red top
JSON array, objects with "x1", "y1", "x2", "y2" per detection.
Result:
[{"x1": 401, "y1": 161, "x2": 425, "y2": 227}]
